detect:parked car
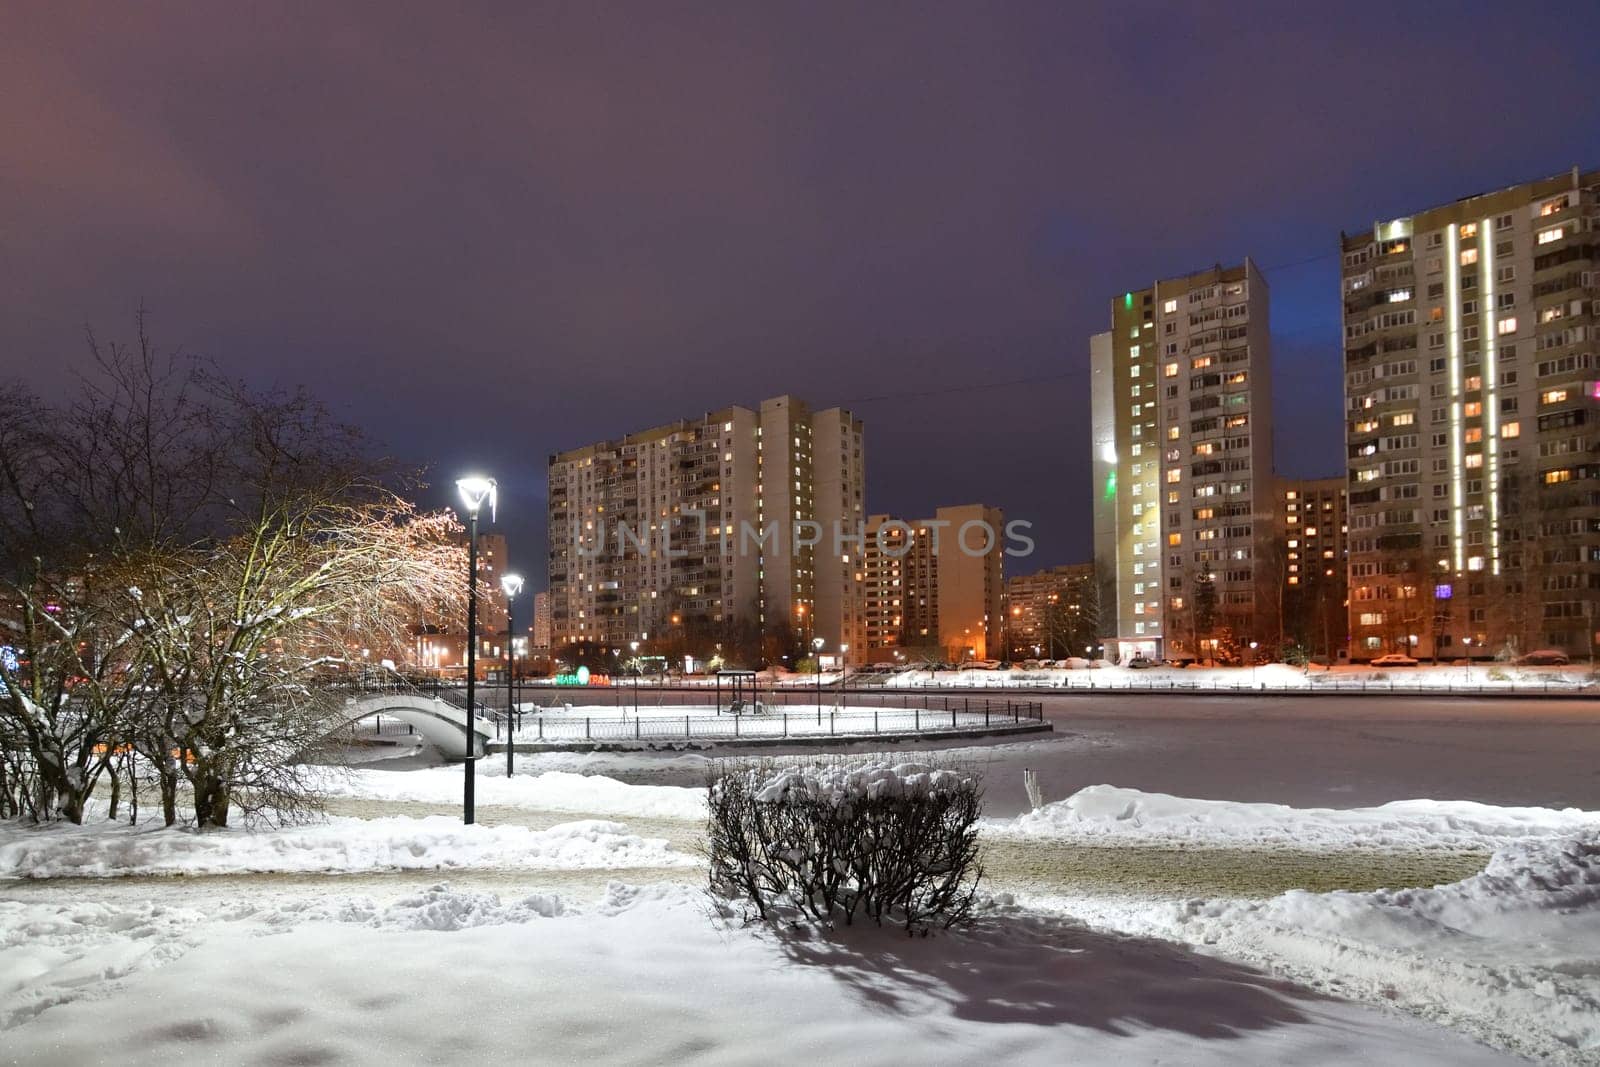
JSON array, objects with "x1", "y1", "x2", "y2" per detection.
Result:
[
  {"x1": 1126, "y1": 655, "x2": 1155, "y2": 669},
  {"x1": 1370, "y1": 653, "x2": 1419, "y2": 667},
  {"x1": 1516, "y1": 649, "x2": 1571, "y2": 666}
]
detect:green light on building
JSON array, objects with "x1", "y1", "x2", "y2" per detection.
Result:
[
  {"x1": 1124, "y1": 292, "x2": 1133, "y2": 309},
  {"x1": 1103, "y1": 470, "x2": 1117, "y2": 501}
]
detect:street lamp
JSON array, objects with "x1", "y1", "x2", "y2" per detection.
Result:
[
  {"x1": 812, "y1": 636, "x2": 825, "y2": 714},
  {"x1": 500, "y1": 571, "x2": 524, "y2": 778},
  {"x1": 839, "y1": 643, "x2": 849, "y2": 687},
  {"x1": 630, "y1": 640, "x2": 640, "y2": 717},
  {"x1": 1249, "y1": 641, "x2": 1259, "y2": 688},
  {"x1": 456, "y1": 475, "x2": 496, "y2": 825}
]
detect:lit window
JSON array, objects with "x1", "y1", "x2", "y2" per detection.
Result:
[
  {"x1": 1496, "y1": 316, "x2": 1517, "y2": 336},
  {"x1": 1537, "y1": 226, "x2": 1565, "y2": 245},
  {"x1": 1162, "y1": 299, "x2": 1177, "y2": 313},
  {"x1": 1163, "y1": 362, "x2": 1178, "y2": 378},
  {"x1": 1458, "y1": 222, "x2": 1477, "y2": 238},
  {"x1": 1460, "y1": 248, "x2": 1478, "y2": 266},
  {"x1": 1464, "y1": 402, "x2": 1482, "y2": 417},
  {"x1": 1501, "y1": 421, "x2": 1520, "y2": 438}
]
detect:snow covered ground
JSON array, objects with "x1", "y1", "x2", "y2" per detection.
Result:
[
  {"x1": 0, "y1": 813, "x2": 694, "y2": 879},
  {"x1": 0, "y1": 880, "x2": 1517, "y2": 1065},
  {"x1": 8, "y1": 711, "x2": 1600, "y2": 1063},
  {"x1": 989, "y1": 784, "x2": 1600, "y2": 852},
  {"x1": 987, "y1": 786, "x2": 1600, "y2": 1063},
  {"x1": 320, "y1": 765, "x2": 708, "y2": 821}
]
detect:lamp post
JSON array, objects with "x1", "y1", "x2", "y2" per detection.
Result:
[
  {"x1": 1249, "y1": 641, "x2": 1259, "y2": 688},
  {"x1": 456, "y1": 475, "x2": 496, "y2": 825},
  {"x1": 500, "y1": 572, "x2": 524, "y2": 778},
  {"x1": 839, "y1": 643, "x2": 849, "y2": 688},
  {"x1": 812, "y1": 636, "x2": 825, "y2": 714},
  {"x1": 629, "y1": 640, "x2": 640, "y2": 716}
]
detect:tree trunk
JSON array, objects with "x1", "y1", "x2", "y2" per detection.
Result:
[
  {"x1": 160, "y1": 763, "x2": 178, "y2": 827},
  {"x1": 193, "y1": 770, "x2": 231, "y2": 828},
  {"x1": 108, "y1": 768, "x2": 122, "y2": 821}
]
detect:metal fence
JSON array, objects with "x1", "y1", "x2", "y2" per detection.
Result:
[{"x1": 498, "y1": 697, "x2": 1044, "y2": 744}]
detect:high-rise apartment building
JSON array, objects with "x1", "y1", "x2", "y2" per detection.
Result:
[
  {"x1": 860, "y1": 505, "x2": 1005, "y2": 662},
  {"x1": 547, "y1": 395, "x2": 865, "y2": 657},
  {"x1": 1091, "y1": 260, "x2": 1276, "y2": 661},
  {"x1": 1278, "y1": 476, "x2": 1348, "y2": 657},
  {"x1": 1004, "y1": 562, "x2": 1096, "y2": 659},
  {"x1": 1340, "y1": 166, "x2": 1599, "y2": 659},
  {"x1": 531, "y1": 591, "x2": 552, "y2": 651}
]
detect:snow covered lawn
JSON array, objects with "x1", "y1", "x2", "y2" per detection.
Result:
[
  {"x1": 0, "y1": 882, "x2": 1514, "y2": 1065},
  {"x1": 0, "y1": 814, "x2": 694, "y2": 879}
]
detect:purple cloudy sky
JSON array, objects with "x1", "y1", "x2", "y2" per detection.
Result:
[{"x1": 4, "y1": 2, "x2": 1597, "y2": 583}]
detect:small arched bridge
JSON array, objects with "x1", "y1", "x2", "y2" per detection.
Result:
[{"x1": 339, "y1": 692, "x2": 497, "y2": 760}]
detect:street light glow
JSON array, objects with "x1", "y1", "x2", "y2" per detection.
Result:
[
  {"x1": 500, "y1": 572, "x2": 524, "y2": 598},
  {"x1": 456, "y1": 475, "x2": 497, "y2": 519}
]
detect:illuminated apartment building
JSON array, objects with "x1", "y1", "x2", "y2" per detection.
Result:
[
  {"x1": 1004, "y1": 562, "x2": 1096, "y2": 659},
  {"x1": 1278, "y1": 476, "x2": 1348, "y2": 657},
  {"x1": 1340, "y1": 166, "x2": 1600, "y2": 658},
  {"x1": 547, "y1": 395, "x2": 865, "y2": 656},
  {"x1": 1091, "y1": 260, "x2": 1276, "y2": 661},
  {"x1": 861, "y1": 505, "x2": 1006, "y2": 661}
]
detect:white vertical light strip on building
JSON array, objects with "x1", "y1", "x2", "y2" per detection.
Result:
[
  {"x1": 1446, "y1": 225, "x2": 1465, "y2": 574},
  {"x1": 1481, "y1": 216, "x2": 1501, "y2": 576}
]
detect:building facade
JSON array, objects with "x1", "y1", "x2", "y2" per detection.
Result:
[
  {"x1": 546, "y1": 395, "x2": 865, "y2": 660},
  {"x1": 1091, "y1": 259, "x2": 1276, "y2": 661},
  {"x1": 861, "y1": 504, "x2": 1005, "y2": 662},
  {"x1": 1004, "y1": 562, "x2": 1097, "y2": 660},
  {"x1": 1340, "y1": 166, "x2": 1600, "y2": 659},
  {"x1": 1278, "y1": 476, "x2": 1348, "y2": 658},
  {"x1": 531, "y1": 591, "x2": 552, "y2": 652}
]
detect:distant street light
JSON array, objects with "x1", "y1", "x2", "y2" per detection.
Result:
[
  {"x1": 812, "y1": 636, "x2": 825, "y2": 714},
  {"x1": 456, "y1": 475, "x2": 496, "y2": 825},
  {"x1": 1249, "y1": 640, "x2": 1260, "y2": 688},
  {"x1": 630, "y1": 640, "x2": 640, "y2": 716},
  {"x1": 500, "y1": 571, "x2": 524, "y2": 778}
]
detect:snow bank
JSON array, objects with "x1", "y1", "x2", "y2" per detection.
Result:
[
  {"x1": 1079, "y1": 833, "x2": 1600, "y2": 1064},
  {"x1": 752, "y1": 761, "x2": 972, "y2": 804},
  {"x1": 0, "y1": 816, "x2": 696, "y2": 879},
  {"x1": 324, "y1": 766, "x2": 708, "y2": 821},
  {"x1": 994, "y1": 784, "x2": 1599, "y2": 851}
]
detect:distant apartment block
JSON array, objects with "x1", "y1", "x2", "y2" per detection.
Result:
[
  {"x1": 547, "y1": 395, "x2": 865, "y2": 655},
  {"x1": 1091, "y1": 259, "x2": 1276, "y2": 661},
  {"x1": 532, "y1": 590, "x2": 552, "y2": 651},
  {"x1": 1277, "y1": 476, "x2": 1349, "y2": 657},
  {"x1": 1340, "y1": 166, "x2": 1600, "y2": 658},
  {"x1": 1004, "y1": 562, "x2": 1096, "y2": 659},
  {"x1": 861, "y1": 505, "x2": 1005, "y2": 661}
]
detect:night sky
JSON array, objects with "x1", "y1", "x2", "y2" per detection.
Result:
[{"x1": 5, "y1": 3, "x2": 1598, "y2": 588}]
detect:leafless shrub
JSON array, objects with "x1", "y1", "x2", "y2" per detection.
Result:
[{"x1": 706, "y1": 757, "x2": 984, "y2": 933}]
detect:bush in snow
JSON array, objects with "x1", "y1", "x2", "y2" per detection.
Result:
[{"x1": 706, "y1": 758, "x2": 984, "y2": 933}]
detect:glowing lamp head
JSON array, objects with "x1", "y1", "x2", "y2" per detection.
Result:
[
  {"x1": 500, "y1": 572, "x2": 524, "y2": 598},
  {"x1": 456, "y1": 476, "x2": 498, "y2": 519},
  {"x1": 811, "y1": 637, "x2": 824, "y2": 651}
]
